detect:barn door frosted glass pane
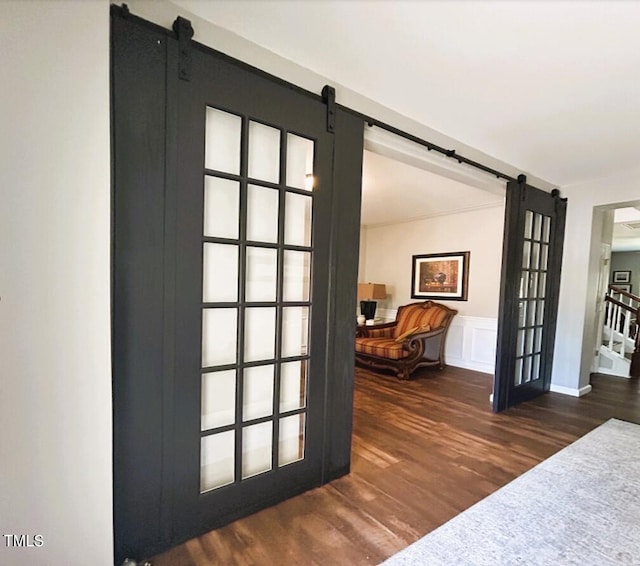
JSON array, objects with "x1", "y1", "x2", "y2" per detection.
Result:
[
  {"x1": 247, "y1": 185, "x2": 279, "y2": 243},
  {"x1": 536, "y1": 300, "x2": 545, "y2": 325},
  {"x1": 243, "y1": 365, "x2": 274, "y2": 421},
  {"x1": 531, "y1": 243, "x2": 540, "y2": 270},
  {"x1": 538, "y1": 272, "x2": 547, "y2": 298},
  {"x1": 522, "y1": 356, "x2": 531, "y2": 384},
  {"x1": 526, "y1": 329, "x2": 535, "y2": 355},
  {"x1": 203, "y1": 243, "x2": 238, "y2": 302},
  {"x1": 242, "y1": 422, "x2": 272, "y2": 479},
  {"x1": 202, "y1": 308, "x2": 237, "y2": 367},
  {"x1": 281, "y1": 307, "x2": 309, "y2": 358},
  {"x1": 520, "y1": 272, "x2": 529, "y2": 299},
  {"x1": 533, "y1": 213, "x2": 543, "y2": 241},
  {"x1": 531, "y1": 354, "x2": 541, "y2": 382},
  {"x1": 522, "y1": 241, "x2": 531, "y2": 269},
  {"x1": 279, "y1": 414, "x2": 305, "y2": 467},
  {"x1": 518, "y1": 301, "x2": 526, "y2": 328},
  {"x1": 204, "y1": 177, "x2": 239, "y2": 239},
  {"x1": 514, "y1": 358, "x2": 523, "y2": 386},
  {"x1": 245, "y1": 247, "x2": 277, "y2": 303},
  {"x1": 527, "y1": 300, "x2": 537, "y2": 327},
  {"x1": 205, "y1": 107, "x2": 241, "y2": 175},
  {"x1": 244, "y1": 307, "x2": 276, "y2": 362},
  {"x1": 248, "y1": 121, "x2": 280, "y2": 183},
  {"x1": 200, "y1": 431, "x2": 235, "y2": 493},
  {"x1": 286, "y1": 133, "x2": 314, "y2": 190},
  {"x1": 535, "y1": 327, "x2": 543, "y2": 352},
  {"x1": 283, "y1": 250, "x2": 311, "y2": 302},
  {"x1": 524, "y1": 210, "x2": 533, "y2": 239},
  {"x1": 528, "y1": 272, "x2": 539, "y2": 301},
  {"x1": 542, "y1": 216, "x2": 551, "y2": 243},
  {"x1": 201, "y1": 370, "x2": 236, "y2": 431},
  {"x1": 284, "y1": 192, "x2": 312, "y2": 247},
  {"x1": 280, "y1": 360, "x2": 307, "y2": 412},
  {"x1": 516, "y1": 330, "x2": 525, "y2": 357},
  {"x1": 540, "y1": 244, "x2": 549, "y2": 271}
]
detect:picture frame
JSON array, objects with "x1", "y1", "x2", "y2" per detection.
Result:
[
  {"x1": 612, "y1": 270, "x2": 631, "y2": 284},
  {"x1": 411, "y1": 251, "x2": 470, "y2": 301},
  {"x1": 616, "y1": 283, "x2": 632, "y2": 294}
]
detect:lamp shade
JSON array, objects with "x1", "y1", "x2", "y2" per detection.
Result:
[{"x1": 357, "y1": 283, "x2": 386, "y2": 300}]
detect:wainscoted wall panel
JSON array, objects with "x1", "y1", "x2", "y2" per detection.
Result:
[
  {"x1": 376, "y1": 309, "x2": 497, "y2": 374},
  {"x1": 470, "y1": 324, "x2": 499, "y2": 369},
  {"x1": 445, "y1": 322, "x2": 465, "y2": 361},
  {"x1": 446, "y1": 316, "x2": 497, "y2": 374}
]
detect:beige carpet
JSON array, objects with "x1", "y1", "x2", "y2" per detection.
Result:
[{"x1": 382, "y1": 419, "x2": 640, "y2": 565}]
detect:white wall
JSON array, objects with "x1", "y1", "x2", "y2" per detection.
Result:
[
  {"x1": 132, "y1": 0, "x2": 554, "y2": 192},
  {"x1": 553, "y1": 166, "x2": 640, "y2": 395},
  {"x1": 358, "y1": 226, "x2": 368, "y2": 282},
  {"x1": 360, "y1": 205, "x2": 505, "y2": 318},
  {"x1": 0, "y1": 2, "x2": 112, "y2": 565}
]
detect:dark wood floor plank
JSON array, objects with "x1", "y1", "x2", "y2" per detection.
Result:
[{"x1": 151, "y1": 367, "x2": 640, "y2": 565}]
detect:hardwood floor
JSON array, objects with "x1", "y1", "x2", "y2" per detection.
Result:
[{"x1": 151, "y1": 368, "x2": 640, "y2": 565}]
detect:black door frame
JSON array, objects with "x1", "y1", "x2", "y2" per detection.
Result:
[{"x1": 112, "y1": 7, "x2": 363, "y2": 563}]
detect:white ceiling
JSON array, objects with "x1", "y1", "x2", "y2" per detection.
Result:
[
  {"x1": 361, "y1": 149, "x2": 503, "y2": 226},
  {"x1": 175, "y1": 0, "x2": 640, "y2": 188},
  {"x1": 613, "y1": 207, "x2": 640, "y2": 252}
]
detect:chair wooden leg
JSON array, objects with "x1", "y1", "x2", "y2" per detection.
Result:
[{"x1": 397, "y1": 367, "x2": 411, "y2": 380}]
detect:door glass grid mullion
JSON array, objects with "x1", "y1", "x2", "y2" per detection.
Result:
[
  {"x1": 515, "y1": 210, "x2": 551, "y2": 387},
  {"x1": 200, "y1": 107, "x2": 315, "y2": 492},
  {"x1": 233, "y1": 114, "x2": 250, "y2": 484},
  {"x1": 272, "y1": 129, "x2": 287, "y2": 471}
]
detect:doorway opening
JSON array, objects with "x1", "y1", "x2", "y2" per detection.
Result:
[
  {"x1": 355, "y1": 125, "x2": 506, "y2": 385},
  {"x1": 591, "y1": 202, "x2": 640, "y2": 379}
]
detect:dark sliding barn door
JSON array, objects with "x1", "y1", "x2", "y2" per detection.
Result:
[
  {"x1": 493, "y1": 176, "x2": 567, "y2": 411},
  {"x1": 170, "y1": 18, "x2": 341, "y2": 545},
  {"x1": 112, "y1": 8, "x2": 363, "y2": 563}
]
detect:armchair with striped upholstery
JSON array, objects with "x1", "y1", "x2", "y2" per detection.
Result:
[{"x1": 355, "y1": 300, "x2": 457, "y2": 380}]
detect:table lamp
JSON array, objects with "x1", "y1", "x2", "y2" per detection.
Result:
[{"x1": 357, "y1": 283, "x2": 387, "y2": 322}]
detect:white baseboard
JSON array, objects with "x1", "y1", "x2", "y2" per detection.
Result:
[
  {"x1": 445, "y1": 357, "x2": 495, "y2": 374},
  {"x1": 550, "y1": 383, "x2": 593, "y2": 397}
]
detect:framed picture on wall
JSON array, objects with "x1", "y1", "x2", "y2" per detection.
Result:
[
  {"x1": 616, "y1": 284, "x2": 632, "y2": 294},
  {"x1": 612, "y1": 270, "x2": 631, "y2": 284},
  {"x1": 411, "y1": 251, "x2": 470, "y2": 301}
]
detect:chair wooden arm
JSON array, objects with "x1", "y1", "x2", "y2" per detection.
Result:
[
  {"x1": 400, "y1": 326, "x2": 445, "y2": 350},
  {"x1": 356, "y1": 321, "x2": 397, "y2": 338}
]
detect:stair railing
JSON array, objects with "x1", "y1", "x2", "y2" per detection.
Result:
[{"x1": 604, "y1": 285, "x2": 640, "y2": 377}]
